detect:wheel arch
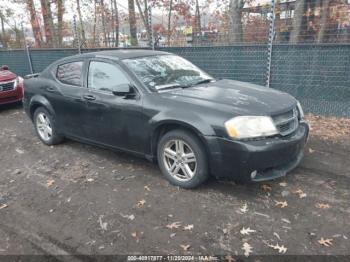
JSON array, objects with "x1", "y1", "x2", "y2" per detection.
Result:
[
  {"x1": 29, "y1": 95, "x2": 55, "y2": 120},
  {"x1": 150, "y1": 120, "x2": 212, "y2": 166}
]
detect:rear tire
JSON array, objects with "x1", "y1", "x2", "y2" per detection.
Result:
[
  {"x1": 157, "y1": 129, "x2": 209, "y2": 188},
  {"x1": 33, "y1": 107, "x2": 63, "y2": 145}
]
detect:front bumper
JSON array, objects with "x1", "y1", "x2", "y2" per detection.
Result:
[
  {"x1": 205, "y1": 121, "x2": 309, "y2": 182},
  {"x1": 0, "y1": 86, "x2": 23, "y2": 105}
]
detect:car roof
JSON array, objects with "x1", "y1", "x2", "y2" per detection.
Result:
[{"x1": 58, "y1": 49, "x2": 171, "y2": 62}]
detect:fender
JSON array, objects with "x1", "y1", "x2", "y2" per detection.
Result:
[
  {"x1": 29, "y1": 94, "x2": 55, "y2": 118},
  {"x1": 147, "y1": 109, "x2": 217, "y2": 158},
  {"x1": 150, "y1": 109, "x2": 216, "y2": 136}
]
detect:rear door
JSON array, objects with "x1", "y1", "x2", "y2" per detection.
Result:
[{"x1": 49, "y1": 60, "x2": 88, "y2": 137}]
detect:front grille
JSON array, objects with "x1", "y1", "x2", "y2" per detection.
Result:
[
  {"x1": 272, "y1": 107, "x2": 299, "y2": 136},
  {"x1": 0, "y1": 81, "x2": 15, "y2": 92}
]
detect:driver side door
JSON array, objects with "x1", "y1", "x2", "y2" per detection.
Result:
[{"x1": 82, "y1": 59, "x2": 146, "y2": 153}]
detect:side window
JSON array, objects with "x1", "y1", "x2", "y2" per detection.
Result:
[
  {"x1": 56, "y1": 61, "x2": 83, "y2": 86},
  {"x1": 88, "y1": 61, "x2": 130, "y2": 93}
]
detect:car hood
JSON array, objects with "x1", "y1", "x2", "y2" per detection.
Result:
[
  {"x1": 160, "y1": 79, "x2": 296, "y2": 116},
  {"x1": 0, "y1": 70, "x2": 17, "y2": 82}
]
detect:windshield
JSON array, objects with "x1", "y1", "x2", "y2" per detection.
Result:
[{"x1": 123, "y1": 55, "x2": 213, "y2": 90}]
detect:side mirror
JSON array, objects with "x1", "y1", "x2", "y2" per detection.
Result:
[
  {"x1": 112, "y1": 84, "x2": 135, "y2": 97},
  {"x1": 0, "y1": 65, "x2": 9, "y2": 71}
]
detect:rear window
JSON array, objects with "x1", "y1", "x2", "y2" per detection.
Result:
[{"x1": 56, "y1": 61, "x2": 83, "y2": 86}]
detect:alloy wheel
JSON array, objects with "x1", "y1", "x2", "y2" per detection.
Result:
[
  {"x1": 163, "y1": 139, "x2": 197, "y2": 182},
  {"x1": 36, "y1": 112, "x2": 52, "y2": 142}
]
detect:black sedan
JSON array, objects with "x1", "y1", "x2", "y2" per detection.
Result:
[{"x1": 23, "y1": 50, "x2": 309, "y2": 188}]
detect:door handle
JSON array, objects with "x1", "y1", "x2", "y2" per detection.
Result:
[
  {"x1": 83, "y1": 94, "x2": 96, "y2": 101},
  {"x1": 46, "y1": 87, "x2": 55, "y2": 92}
]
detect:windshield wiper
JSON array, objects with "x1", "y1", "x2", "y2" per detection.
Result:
[
  {"x1": 182, "y1": 78, "x2": 214, "y2": 88},
  {"x1": 155, "y1": 83, "x2": 182, "y2": 90}
]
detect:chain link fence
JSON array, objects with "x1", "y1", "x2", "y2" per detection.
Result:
[{"x1": 0, "y1": 0, "x2": 349, "y2": 117}]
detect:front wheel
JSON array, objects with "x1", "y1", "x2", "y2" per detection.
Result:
[{"x1": 157, "y1": 130, "x2": 209, "y2": 188}]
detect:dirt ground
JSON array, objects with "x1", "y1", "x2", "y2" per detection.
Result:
[{"x1": 0, "y1": 103, "x2": 349, "y2": 259}]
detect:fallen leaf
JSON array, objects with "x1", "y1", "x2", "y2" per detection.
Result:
[
  {"x1": 240, "y1": 227, "x2": 256, "y2": 235},
  {"x1": 316, "y1": 203, "x2": 330, "y2": 209},
  {"x1": 166, "y1": 221, "x2": 182, "y2": 229},
  {"x1": 131, "y1": 231, "x2": 140, "y2": 242},
  {"x1": 98, "y1": 216, "x2": 108, "y2": 231},
  {"x1": 224, "y1": 255, "x2": 236, "y2": 262},
  {"x1": 120, "y1": 213, "x2": 135, "y2": 220},
  {"x1": 318, "y1": 238, "x2": 333, "y2": 247},
  {"x1": 275, "y1": 200, "x2": 288, "y2": 208},
  {"x1": 136, "y1": 199, "x2": 146, "y2": 208},
  {"x1": 46, "y1": 179, "x2": 55, "y2": 187},
  {"x1": 294, "y1": 189, "x2": 307, "y2": 198},
  {"x1": 239, "y1": 203, "x2": 248, "y2": 213},
  {"x1": 183, "y1": 224, "x2": 194, "y2": 231},
  {"x1": 180, "y1": 244, "x2": 191, "y2": 251},
  {"x1": 267, "y1": 243, "x2": 287, "y2": 254},
  {"x1": 0, "y1": 204, "x2": 8, "y2": 210},
  {"x1": 261, "y1": 184, "x2": 272, "y2": 192},
  {"x1": 144, "y1": 185, "x2": 151, "y2": 191},
  {"x1": 15, "y1": 148, "x2": 24, "y2": 154},
  {"x1": 242, "y1": 242, "x2": 253, "y2": 257}
]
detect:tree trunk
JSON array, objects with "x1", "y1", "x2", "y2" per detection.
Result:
[
  {"x1": 113, "y1": 0, "x2": 119, "y2": 47},
  {"x1": 0, "y1": 11, "x2": 7, "y2": 48},
  {"x1": 93, "y1": 0, "x2": 97, "y2": 47},
  {"x1": 76, "y1": 0, "x2": 87, "y2": 46},
  {"x1": 100, "y1": 0, "x2": 107, "y2": 46},
  {"x1": 27, "y1": 0, "x2": 42, "y2": 47},
  {"x1": 135, "y1": 0, "x2": 151, "y2": 42},
  {"x1": 56, "y1": 0, "x2": 64, "y2": 47},
  {"x1": 193, "y1": 0, "x2": 202, "y2": 45},
  {"x1": 229, "y1": 0, "x2": 244, "y2": 43},
  {"x1": 40, "y1": 0, "x2": 56, "y2": 47},
  {"x1": 317, "y1": 0, "x2": 330, "y2": 43},
  {"x1": 167, "y1": 0, "x2": 173, "y2": 46},
  {"x1": 128, "y1": 0, "x2": 138, "y2": 46},
  {"x1": 289, "y1": 0, "x2": 306, "y2": 43}
]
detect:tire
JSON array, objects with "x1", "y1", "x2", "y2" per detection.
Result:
[
  {"x1": 33, "y1": 107, "x2": 64, "y2": 145},
  {"x1": 157, "y1": 129, "x2": 209, "y2": 188}
]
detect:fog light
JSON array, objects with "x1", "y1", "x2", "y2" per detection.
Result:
[{"x1": 251, "y1": 170, "x2": 257, "y2": 179}]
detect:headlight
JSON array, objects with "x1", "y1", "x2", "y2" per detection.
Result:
[
  {"x1": 14, "y1": 76, "x2": 23, "y2": 89},
  {"x1": 296, "y1": 101, "x2": 304, "y2": 119},
  {"x1": 225, "y1": 116, "x2": 278, "y2": 139}
]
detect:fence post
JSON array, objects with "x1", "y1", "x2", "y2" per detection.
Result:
[
  {"x1": 25, "y1": 44, "x2": 34, "y2": 74},
  {"x1": 266, "y1": 0, "x2": 276, "y2": 88},
  {"x1": 73, "y1": 15, "x2": 81, "y2": 54},
  {"x1": 148, "y1": 5, "x2": 154, "y2": 50}
]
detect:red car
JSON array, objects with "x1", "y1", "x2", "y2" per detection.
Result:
[{"x1": 0, "y1": 65, "x2": 24, "y2": 105}]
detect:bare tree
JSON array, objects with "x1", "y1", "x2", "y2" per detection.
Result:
[
  {"x1": 167, "y1": 0, "x2": 173, "y2": 46},
  {"x1": 56, "y1": 0, "x2": 64, "y2": 47},
  {"x1": 317, "y1": 0, "x2": 330, "y2": 43},
  {"x1": 100, "y1": 0, "x2": 107, "y2": 46},
  {"x1": 0, "y1": 9, "x2": 8, "y2": 48},
  {"x1": 290, "y1": 0, "x2": 306, "y2": 43},
  {"x1": 76, "y1": 0, "x2": 87, "y2": 46},
  {"x1": 128, "y1": 0, "x2": 138, "y2": 46},
  {"x1": 40, "y1": 0, "x2": 56, "y2": 47},
  {"x1": 113, "y1": 0, "x2": 119, "y2": 47},
  {"x1": 229, "y1": 0, "x2": 245, "y2": 43},
  {"x1": 26, "y1": 0, "x2": 42, "y2": 47},
  {"x1": 135, "y1": 0, "x2": 152, "y2": 43}
]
